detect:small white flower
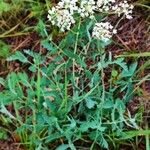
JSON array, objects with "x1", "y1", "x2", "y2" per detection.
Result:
[
  {"x1": 97, "y1": 0, "x2": 115, "y2": 7},
  {"x1": 92, "y1": 22, "x2": 117, "y2": 41},
  {"x1": 112, "y1": 29, "x2": 117, "y2": 34},
  {"x1": 43, "y1": 102, "x2": 48, "y2": 108}
]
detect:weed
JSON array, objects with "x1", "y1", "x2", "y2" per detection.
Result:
[
  {"x1": 0, "y1": 0, "x2": 150, "y2": 150},
  {"x1": 0, "y1": 19, "x2": 141, "y2": 150}
]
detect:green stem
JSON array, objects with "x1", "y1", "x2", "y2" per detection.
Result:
[
  {"x1": 146, "y1": 122, "x2": 150, "y2": 150},
  {"x1": 37, "y1": 64, "x2": 41, "y2": 109},
  {"x1": 73, "y1": 18, "x2": 81, "y2": 96}
]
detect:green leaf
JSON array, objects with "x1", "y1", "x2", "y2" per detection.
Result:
[
  {"x1": 23, "y1": 49, "x2": 35, "y2": 57},
  {"x1": 29, "y1": 65, "x2": 37, "y2": 72},
  {"x1": 85, "y1": 98, "x2": 97, "y2": 109},
  {"x1": 0, "y1": 128, "x2": 8, "y2": 140},
  {"x1": 0, "y1": 77, "x2": 5, "y2": 86},
  {"x1": 7, "y1": 73, "x2": 18, "y2": 94},
  {"x1": 0, "y1": 41, "x2": 10, "y2": 58},
  {"x1": 115, "y1": 99, "x2": 125, "y2": 111},
  {"x1": 36, "y1": 19, "x2": 48, "y2": 37},
  {"x1": 35, "y1": 143, "x2": 42, "y2": 150},
  {"x1": 98, "y1": 39, "x2": 112, "y2": 48},
  {"x1": 56, "y1": 144, "x2": 70, "y2": 150},
  {"x1": 103, "y1": 100, "x2": 114, "y2": 109},
  {"x1": 0, "y1": 1, "x2": 11, "y2": 14},
  {"x1": 18, "y1": 72, "x2": 30, "y2": 87},
  {"x1": 114, "y1": 58, "x2": 128, "y2": 71},
  {"x1": 111, "y1": 69, "x2": 118, "y2": 77},
  {"x1": 0, "y1": 103, "x2": 16, "y2": 120},
  {"x1": 45, "y1": 132, "x2": 63, "y2": 143},
  {"x1": 124, "y1": 81, "x2": 134, "y2": 103},
  {"x1": 7, "y1": 51, "x2": 28, "y2": 63},
  {"x1": 41, "y1": 40, "x2": 57, "y2": 52},
  {"x1": 63, "y1": 49, "x2": 78, "y2": 59},
  {"x1": 99, "y1": 135, "x2": 108, "y2": 149},
  {"x1": 121, "y1": 130, "x2": 150, "y2": 139},
  {"x1": 121, "y1": 62, "x2": 137, "y2": 77}
]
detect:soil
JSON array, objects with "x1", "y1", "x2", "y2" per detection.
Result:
[{"x1": 0, "y1": 140, "x2": 24, "y2": 150}]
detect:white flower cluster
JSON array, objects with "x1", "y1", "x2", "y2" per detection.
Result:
[
  {"x1": 96, "y1": 0, "x2": 133, "y2": 19},
  {"x1": 92, "y1": 22, "x2": 117, "y2": 41},
  {"x1": 48, "y1": 7, "x2": 75, "y2": 32},
  {"x1": 112, "y1": 1, "x2": 134, "y2": 19},
  {"x1": 47, "y1": 0, "x2": 78, "y2": 32},
  {"x1": 78, "y1": 0, "x2": 96, "y2": 18},
  {"x1": 47, "y1": 0, "x2": 134, "y2": 40}
]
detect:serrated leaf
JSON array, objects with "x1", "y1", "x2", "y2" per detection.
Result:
[
  {"x1": 121, "y1": 62, "x2": 138, "y2": 77},
  {"x1": 36, "y1": 20, "x2": 48, "y2": 37},
  {"x1": 23, "y1": 49, "x2": 35, "y2": 57},
  {"x1": 7, "y1": 51, "x2": 28, "y2": 63},
  {"x1": 41, "y1": 40, "x2": 57, "y2": 52},
  {"x1": 18, "y1": 72, "x2": 30, "y2": 87},
  {"x1": 63, "y1": 49, "x2": 78, "y2": 59},
  {"x1": 100, "y1": 135, "x2": 108, "y2": 149},
  {"x1": 29, "y1": 65, "x2": 37, "y2": 72},
  {"x1": 7, "y1": 73, "x2": 18, "y2": 94}
]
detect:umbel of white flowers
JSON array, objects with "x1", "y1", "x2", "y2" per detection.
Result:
[
  {"x1": 92, "y1": 22, "x2": 117, "y2": 41},
  {"x1": 47, "y1": 0, "x2": 134, "y2": 41}
]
